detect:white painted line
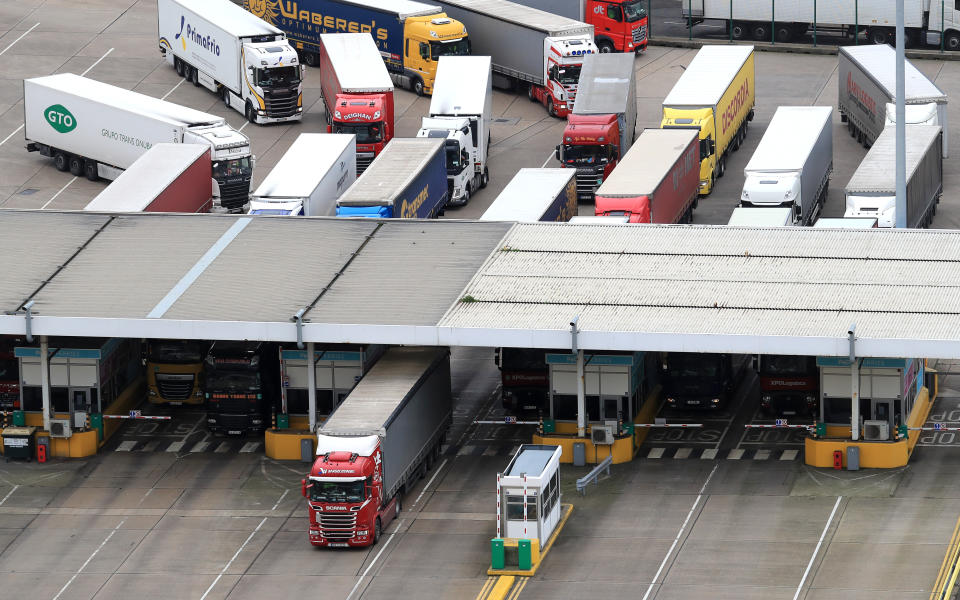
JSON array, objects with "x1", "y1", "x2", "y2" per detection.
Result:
[
  {"x1": 138, "y1": 440, "x2": 160, "y2": 453},
  {"x1": 215, "y1": 442, "x2": 231, "y2": 453},
  {"x1": 647, "y1": 447, "x2": 665, "y2": 459},
  {"x1": 116, "y1": 440, "x2": 137, "y2": 452},
  {"x1": 41, "y1": 176, "x2": 78, "y2": 209},
  {"x1": 147, "y1": 218, "x2": 252, "y2": 318},
  {"x1": 0, "y1": 23, "x2": 39, "y2": 57},
  {"x1": 482, "y1": 446, "x2": 499, "y2": 456},
  {"x1": 190, "y1": 441, "x2": 210, "y2": 453},
  {"x1": 700, "y1": 448, "x2": 718, "y2": 460},
  {"x1": 80, "y1": 47, "x2": 113, "y2": 76},
  {"x1": 673, "y1": 447, "x2": 692, "y2": 459},
  {"x1": 240, "y1": 442, "x2": 260, "y2": 453},
  {"x1": 0, "y1": 124, "x2": 24, "y2": 147},
  {"x1": 781, "y1": 449, "x2": 799, "y2": 461},
  {"x1": 200, "y1": 516, "x2": 267, "y2": 600},
  {"x1": 411, "y1": 458, "x2": 448, "y2": 509},
  {"x1": 457, "y1": 445, "x2": 475, "y2": 456},
  {"x1": 439, "y1": 444, "x2": 449, "y2": 455},
  {"x1": 540, "y1": 151, "x2": 555, "y2": 168},
  {"x1": 793, "y1": 496, "x2": 842, "y2": 600},
  {"x1": 52, "y1": 518, "x2": 126, "y2": 600},
  {"x1": 160, "y1": 79, "x2": 184, "y2": 101},
  {"x1": 754, "y1": 449, "x2": 772, "y2": 461},
  {"x1": 345, "y1": 528, "x2": 398, "y2": 600},
  {"x1": 166, "y1": 440, "x2": 185, "y2": 453},
  {"x1": 641, "y1": 464, "x2": 718, "y2": 600},
  {"x1": 238, "y1": 121, "x2": 250, "y2": 132},
  {"x1": 0, "y1": 484, "x2": 19, "y2": 506},
  {"x1": 271, "y1": 489, "x2": 289, "y2": 511},
  {"x1": 727, "y1": 448, "x2": 745, "y2": 460}
]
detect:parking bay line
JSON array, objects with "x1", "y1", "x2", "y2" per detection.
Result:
[
  {"x1": 200, "y1": 516, "x2": 268, "y2": 600},
  {"x1": 52, "y1": 518, "x2": 127, "y2": 600},
  {"x1": 0, "y1": 23, "x2": 39, "y2": 57},
  {"x1": 793, "y1": 496, "x2": 843, "y2": 600}
]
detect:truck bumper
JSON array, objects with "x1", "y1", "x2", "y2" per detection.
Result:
[
  {"x1": 308, "y1": 528, "x2": 373, "y2": 548},
  {"x1": 255, "y1": 110, "x2": 303, "y2": 125}
]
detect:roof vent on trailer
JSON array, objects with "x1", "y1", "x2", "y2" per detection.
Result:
[{"x1": 431, "y1": 17, "x2": 451, "y2": 25}]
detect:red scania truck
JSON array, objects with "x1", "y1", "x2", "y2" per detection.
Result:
[
  {"x1": 303, "y1": 347, "x2": 451, "y2": 548},
  {"x1": 318, "y1": 33, "x2": 395, "y2": 175}
]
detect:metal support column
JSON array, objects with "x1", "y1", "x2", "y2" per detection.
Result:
[
  {"x1": 576, "y1": 350, "x2": 586, "y2": 438},
  {"x1": 849, "y1": 325, "x2": 859, "y2": 441},
  {"x1": 40, "y1": 335, "x2": 51, "y2": 433},
  {"x1": 307, "y1": 342, "x2": 317, "y2": 432},
  {"x1": 895, "y1": 0, "x2": 907, "y2": 228}
]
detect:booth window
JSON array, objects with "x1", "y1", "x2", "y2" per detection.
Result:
[
  {"x1": 286, "y1": 389, "x2": 335, "y2": 416},
  {"x1": 553, "y1": 394, "x2": 577, "y2": 420},
  {"x1": 21, "y1": 386, "x2": 69, "y2": 412},
  {"x1": 542, "y1": 471, "x2": 559, "y2": 516},
  {"x1": 505, "y1": 494, "x2": 537, "y2": 520}
]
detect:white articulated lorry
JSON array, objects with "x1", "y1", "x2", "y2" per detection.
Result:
[
  {"x1": 416, "y1": 56, "x2": 492, "y2": 206},
  {"x1": 839, "y1": 44, "x2": 948, "y2": 157},
  {"x1": 158, "y1": 0, "x2": 303, "y2": 124},
  {"x1": 739, "y1": 106, "x2": 833, "y2": 226},
  {"x1": 480, "y1": 168, "x2": 577, "y2": 222},
  {"x1": 23, "y1": 73, "x2": 254, "y2": 212},
  {"x1": 247, "y1": 134, "x2": 356, "y2": 216},
  {"x1": 844, "y1": 124, "x2": 942, "y2": 228}
]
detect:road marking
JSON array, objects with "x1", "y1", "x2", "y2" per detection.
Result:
[
  {"x1": 540, "y1": 151, "x2": 555, "y2": 168},
  {"x1": 0, "y1": 23, "x2": 39, "y2": 57},
  {"x1": 271, "y1": 489, "x2": 288, "y2": 511},
  {"x1": 506, "y1": 577, "x2": 528, "y2": 600},
  {"x1": 139, "y1": 440, "x2": 160, "y2": 452},
  {"x1": 190, "y1": 441, "x2": 210, "y2": 453},
  {"x1": 700, "y1": 448, "x2": 718, "y2": 460},
  {"x1": 52, "y1": 518, "x2": 126, "y2": 600},
  {"x1": 0, "y1": 484, "x2": 19, "y2": 506},
  {"x1": 727, "y1": 448, "x2": 745, "y2": 460},
  {"x1": 166, "y1": 440, "x2": 185, "y2": 453},
  {"x1": 41, "y1": 176, "x2": 78, "y2": 209},
  {"x1": 647, "y1": 447, "x2": 665, "y2": 459},
  {"x1": 641, "y1": 464, "x2": 718, "y2": 600},
  {"x1": 792, "y1": 496, "x2": 842, "y2": 600},
  {"x1": 116, "y1": 440, "x2": 137, "y2": 452},
  {"x1": 475, "y1": 576, "x2": 497, "y2": 600},
  {"x1": 240, "y1": 442, "x2": 260, "y2": 453},
  {"x1": 781, "y1": 449, "x2": 799, "y2": 461},
  {"x1": 345, "y1": 528, "x2": 398, "y2": 600},
  {"x1": 238, "y1": 121, "x2": 250, "y2": 132},
  {"x1": 80, "y1": 47, "x2": 113, "y2": 76},
  {"x1": 458, "y1": 444, "x2": 476, "y2": 456},
  {"x1": 411, "y1": 458, "x2": 448, "y2": 509},
  {"x1": 483, "y1": 446, "x2": 499, "y2": 456},
  {"x1": 215, "y1": 441, "x2": 231, "y2": 453},
  {"x1": 0, "y1": 124, "x2": 24, "y2": 147},
  {"x1": 200, "y1": 516, "x2": 267, "y2": 600},
  {"x1": 674, "y1": 447, "x2": 692, "y2": 459},
  {"x1": 160, "y1": 79, "x2": 184, "y2": 101},
  {"x1": 754, "y1": 449, "x2": 771, "y2": 460}
]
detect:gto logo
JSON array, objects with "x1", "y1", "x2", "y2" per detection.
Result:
[{"x1": 44, "y1": 104, "x2": 76, "y2": 133}]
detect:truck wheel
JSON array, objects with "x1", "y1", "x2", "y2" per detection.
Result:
[
  {"x1": 546, "y1": 97, "x2": 555, "y2": 118},
  {"x1": 373, "y1": 518, "x2": 382, "y2": 544},
  {"x1": 947, "y1": 32, "x2": 960, "y2": 51},
  {"x1": 413, "y1": 78, "x2": 424, "y2": 97},
  {"x1": 597, "y1": 40, "x2": 614, "y2": 53},
  {"x1": 527, "y1": 85, "x2": 536, "y2": 102},
  {"x1": 84, "y1": 160, "x2": 98, "y2": 181},
  {"x1": 480, "y1": 167, "x2": 489, "y2": 188},
  {"x1": 847, "y1": 121, "x2": 855, "y2": 137},
  {"x1": 462, "y1": 185, "x2": 471, "y2": 205},
  {"x1": 731, "y1": 22, "x2": 748, "y2": 40},
  {"x1": 717, "y1": 156, "x2": 726, "y2": 178},
  {"x1": 751, "y1": 23, "x2": 769, "y2": 41},
  {"x1": 245, "y1": 102, "x2": 256, "y2": 124},
  {"x1": 69, "y1": 155, "x2": 83, "y2": 176},
  {"x1": 53, "y1": 151, "x2": 69, "y2": 172},
  {"x1": 222, "y1": 86, "x2": 231, "y2": 107}
]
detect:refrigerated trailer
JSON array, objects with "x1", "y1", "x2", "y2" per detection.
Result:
[
  {"x1": 304, "y1": 346, "x2": 452, "y2": 547},
  {"x1": 158, "y1": 0, "x2": 302, "y2": 124},
  {"x1": 436, "y1": 0, "x2": 597, "y2": 117},
  {"x1": 23, "y1": 73, "x2": 254, "y2": 212},
  {"x1": 480, "y1": 168, "x2": 577, "y2": 222},
  {"x1": 247, "y1": 134, "x2": 356, "y2": 216},
  {"x1": 839, "y1": 44, "x2": 948, "y2": 157},
  {"x1": 84, "y1": 143, "x2": 212, "y2": 213}
]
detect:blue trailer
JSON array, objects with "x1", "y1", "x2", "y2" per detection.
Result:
[{"x1": 336, "y1": 138, "x2": 448, "y2": 218}]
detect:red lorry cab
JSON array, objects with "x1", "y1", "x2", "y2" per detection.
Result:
[{"x1": 585, "y1": 0, "x2": 648, "y2": 53}]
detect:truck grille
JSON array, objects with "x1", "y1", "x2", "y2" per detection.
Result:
[
  {"x1": 319, "y1": 511, "x2": 357, "y2": 539},
  {"x1": 633, "y1": 25, "x2": 646, "y2": 43},
  {"x1": 218, "y1": 179, "x2": 250, "y2": 212},
  {"x1": 575, "y1": 168, "x2": 601, "y2": 201},
  {"x1": 156, "y1": 373, "x2": 195, "y2": 401},
  {"x1": 209, "y1": 412, "x2": 252, "y2": 430},
  {"x1": 357, "y1": 153, "x2": 375, "y2": 175},
  {"x1": 263, "y1": 89, "x2": 299, "y2": 118}
]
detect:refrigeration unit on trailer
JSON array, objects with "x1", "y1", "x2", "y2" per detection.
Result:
[
  {"x1": 437, "y1": 0, "x2": 597, "y2": 117},
  {"x1": 318, "y1": 33, "x2": 395, "y2": 175},
  {"x1": 661, "y1": 45, "x2": 755, "y2": 197},
  {"x1": 23, "y1": 73, "x2": 254, "y2": 212},
  {"x1": 510, "y1": 0, "x2": 647, "y2": 53},
  {"x1": 416, "y1": 55, "x2": 491, "y2": 206},
  {"x1": 247, "y1": 133, "x2": 356, "y2": 216},
  {"x1": 839, "y1": 44, "x2": 948, "y2": 157},
  {"x1": 83, "y1": 143, "x2": 212, "y2": 213},
  {"x1": 245, "y1": 0, "x2": 470, "y2": 96},
  {"x1": 158, "y1": 0, "x2": 303, "y2": 124},
  {"x1": 480, "y1": 168, "x2": 577, "y2": 222},
  {"x1": 726, "y1": 207, "x2": 792, "y2": 226},
  {"x1": 739, "y1": 106, "x2": 833, "y2": 226}
]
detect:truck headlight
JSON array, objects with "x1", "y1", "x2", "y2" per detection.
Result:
[
  {"x1": 148, "y1": 390, "x2": 157, "y2": 396},
  {"x1": 252, "y1": 419, "x2": 262, "y2": 425},
  {"x1": 761, "y1": 395, "x2": 772, "y2": 404},
  {"x1": 207, "y1": 418, "x2": 216, "y2": 423},
  {"x1": 711, "y1": 398, "x2": 721, "y2": 404},
  {"x1": 666, "y1": 397, "x2": 675, "y2": 404}
]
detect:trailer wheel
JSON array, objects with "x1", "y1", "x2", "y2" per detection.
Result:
[
  {"x1": 413, "y1": 78, "x2": 424, "y2": 97},
  {"x1": 182, "y1": 64, "x2": 192, "y2": 81},
  {"x1": 174, "y1": 57, "x2": 184, "y2": 76},
  {"x1": 751, "y1": 23, "x2": 769, "y2": 41},
  {"x1": 68, "y1": 155, "x2": 83, "y2": 176},
  {"x1": 775, "y1": 25, "x2": 793, "y2": 43},
  {"x1": 53, "y1": 151, "x2": 69, "y2": 172},
  {"x1": 303, "y1": 52, "x2": 318, "y2": 67},
  {"x1": 869, "y1": 27, "x2": 892, "y2": 45},
  {"x1": 480, "y1": 167, "x2": 489, "y2": 189},
  {"x1": 730, "y1": 22, "x2": 748, "y2": 40},
  {"x1": 847, "y1": 121, "x2": 855, "y2": 137},
  {"x1": 84, "y1": 160, "x2": 98, "y2": 181},
  {"x1": 191, "y1": 66, "x2": 200, "y2": 86}
]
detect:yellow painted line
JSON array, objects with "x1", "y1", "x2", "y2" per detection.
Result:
[
  {"x1": 931, "y1": 515, "x2": 960, "y2": 600},
  {"x1": 506, "y1": 577, "x2": 528, "y2": 600},
  {"x1": 474, "y1": 576, "x2": 496, "y2": 600},
  {"x1": 487, "y1": 576, "x2": 516, "y2": 600}
]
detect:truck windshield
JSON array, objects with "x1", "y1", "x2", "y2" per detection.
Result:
[
  {"x1": 761, "y1": 355, "x2": 813, "y2": 376},
  {"x1": 666, "y1": 354, "x2": 720, "y2": 378},
  {"x1": 333, "y1": 123, "x2": 383, "y2": 144},
  {"x1": 445, "y1": 141, "x2": 467, "y2": 174},
  {"x1": 431, "y1": 39, "x2": 470, "y2": 59},
  {"x1": 213, "y1": 157, "x2": 252, "y2": 179},
  {"x1": 255, "y1": 66, "x2": 300, "y2": 87},
  {"x1": 623, "y1": 1, "x2": 647, "y2": 22},
  {"x1": 562, "y1": 144, "x2": 604, "y2": 165},
  {"x1": 149, "y1": 342, "x2": 203, "y2": 364},
  {"x1": 553, "y1": 65, "x2": 581, "y2": 85},
  {"x1": 309, "y1": 479, "x2": 365, "y2": 503},
  {"x1": 206, "y1": 372, "x2": 260, "y2": 391}
]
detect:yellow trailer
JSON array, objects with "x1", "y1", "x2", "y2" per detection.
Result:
[{"x1": 661, "y1": 45, "x2": 755, "y2": 196}]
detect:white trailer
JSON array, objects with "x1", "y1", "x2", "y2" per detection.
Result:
[
  {"x1": 416, "y1": 56, "x2": 492, "y2": 206},
  {"x1": 740, "y1": 106, "x2": 833, "y2": 226},
  {"x1": 480, "y1": 168, "x2": 577, "y2": 222},
  {"x1": 839, "y1": 45, "x2": 948, "y2": 157},
  {"x1": 727, "y1": 207, "x2": 792, "y2": 226},
  {"x1": 23, "y1": 73, "x2": 254, "y2": 212},
  {"x1": 568, "y1": 215, "x2": 629, "y2": 224},
  {"x1": 158, "y1": 0, "x2": 302, "y2": 124},
  {"x1": 248, "y1": 134, "x2": 357, "y2": 216}
]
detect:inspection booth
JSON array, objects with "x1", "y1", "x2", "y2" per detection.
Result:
[{"x1": 491, "y1": 444, "x2": 563, "y2": 574}]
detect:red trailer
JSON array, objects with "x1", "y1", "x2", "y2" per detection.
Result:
[
  {"x1": 84, "y1": 143, "x2": 212, "y2": 213},
  {"x1": 594, "y1": 129, "x2": 699, "y2": 224}
]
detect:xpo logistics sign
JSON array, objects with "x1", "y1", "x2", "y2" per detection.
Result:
[{"x1": 44, "y1": 104, "x2": 76, "y2": 133}]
